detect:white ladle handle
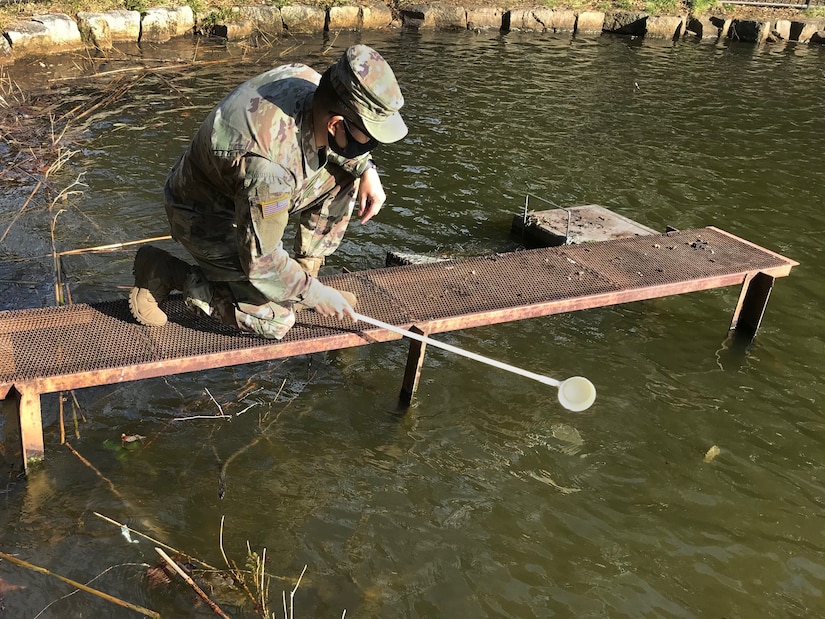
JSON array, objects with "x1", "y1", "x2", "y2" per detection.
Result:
[{"x1": 353, "y1": 312, "x2": 561, "y2": 388}]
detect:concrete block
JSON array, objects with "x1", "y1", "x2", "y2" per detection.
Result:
[
  {"x1": 729, "y1": 19, "x2": 771, "y2": 43},
  {"x1": 361, "y1": 3, "x2": 394, "y2": 30},
  {"x1": 604, "y1": 11, "x2": 648, "y2": 36},
  {"x1": 400, "y1": 3, "x2": 466, "y2": 30},
  {"x1": 576, "y1": 11, "x2": 605, "y2": 34},
  {"x1": 546, "y1": 10, "x2": 577, "y2": 32},
  {"x1": 77, "y1": 12, "x2": 112, "y2": 49},
  {"x1": 717, "y1": 16, "x2": 733, "y2": 37},
  {"x1": 210, "y1": 20, "x2": 257, "y2": 40},
  {"x1": 511, "y1": 205, "x2": 657, "y2": 247},
  {"x1": 796, "y1": 19, "x2": 825, "y2": 43},
  {"x1": 5, "y1": 13, "x2": 82, "y2": 56},
  {"x1": 0, "y1": 35, "x2": 11, "y2": 63},
  {"x1": 77, "y1": 10, "x2": 140, "y2": 48},
  {"x1": 507, "y1": 9, "x2": 536, "y2": 31},
  {"x1": 238, "y1": 6, "x2": 283, "y2": 33},
  {"x1": 686, "y1": 16, "x2": 716, "y2": 38},
  {"x1": 467, "y1": 7, "x2": 504, "y2": 30},
  {"x1": 169, "y1": 6, "x2": 195, "y2": 36},
  {"x1": 646, "y1": 14, "x2": 684, "y2": 39},
  {"x1": 280, "y1": 5, "x2": 326, "y2": 33},
  {"x1": 513, "y1": 9, "x2": 575, "y2": 32},
  {"x1": 329, "y1": 6, "x2": 360, "y2": 31},
  {"x1": 141, "y1": 7, "x2": 193, "y2": 42},
  {"x1": 772, "y1": 19, "x2": 791, "y2": 41}
]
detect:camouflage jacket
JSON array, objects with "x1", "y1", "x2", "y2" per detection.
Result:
[{"x1": 164, "y1": 63, "x2": 372, "y2": 306}]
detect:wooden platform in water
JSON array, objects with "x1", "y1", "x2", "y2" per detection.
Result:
[{"x1": 0, "y1": 226, "x2": 798, "y2": 470}]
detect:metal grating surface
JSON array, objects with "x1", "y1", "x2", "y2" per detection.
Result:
[{"x1": 0, "y1": 227, "x2": 796, "y2": 389}]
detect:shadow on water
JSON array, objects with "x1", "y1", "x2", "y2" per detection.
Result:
[{"x1": 1, "y1": 30, "x2": 825, "y2": 618}]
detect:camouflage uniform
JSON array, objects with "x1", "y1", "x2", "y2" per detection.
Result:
[{"x1": 162, "y1": 47, "x2": 405, "y2": 339}]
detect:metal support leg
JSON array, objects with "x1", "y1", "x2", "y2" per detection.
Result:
[
  {"x1": 10, "y1": 386, "x2": 44, "y2": 472},
  {"x1": 398, "y1": 326, "x2": 427, "y2": 406},
  {"x1": 730, "y1": 272, "x2": 775, "y2": 341}
]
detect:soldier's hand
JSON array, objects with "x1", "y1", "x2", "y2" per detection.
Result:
[
  {"x1": 311, "y1": 285, "x2": 357, "y2": 321},
  {"x1": 357, "y1": 166, "x2": 386, "y2": 224}
]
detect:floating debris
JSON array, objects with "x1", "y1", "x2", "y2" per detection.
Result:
[
  {"x1": 120, "y1": 524, "x2": 139, "y2": 544},
  {"x1": 528, "y1": 469, "x2": 581, "y2": 494},
  {"x1": 121, "y1": 433, "x2": 146, "y2": 447},
  {"x1": 703, "y1": 444, "x2": 721, "y2": 463}
]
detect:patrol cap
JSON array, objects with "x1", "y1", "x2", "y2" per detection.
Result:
[{"x1": 330, "y1": 45, "x2": 407, "y2": 144}]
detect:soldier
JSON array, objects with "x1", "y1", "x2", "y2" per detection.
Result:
[{"x1": 128, "y1": 44, "x2": 407, "y2": 339}]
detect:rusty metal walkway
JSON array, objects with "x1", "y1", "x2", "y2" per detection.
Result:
[{"x1": 0, "y1": 227, "x2": 798, "y2": 470}]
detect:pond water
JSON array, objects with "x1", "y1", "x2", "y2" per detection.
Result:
[{"x1": 1, "y1": 28, "x2": 825, "y2": 618}]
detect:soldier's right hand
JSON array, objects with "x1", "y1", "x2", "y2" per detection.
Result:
[{"x1": 310, "y1": 285, "x2": 357, "y2": 321}]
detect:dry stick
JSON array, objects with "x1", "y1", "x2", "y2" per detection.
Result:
[
  {"x1": 52, "y1": 208, "x2": 67, "y2": 305},
  {"x1": 64, "y1": 274, "x2": 74, "y2": 305},
  {"x1": 0, "y1": 550, "x2": 160, "y2": 618},
  {"x1": 70, "y1": 389, "x2": 86, "y2": 423},
  {"x1": 58, "y1": 235, "x2": 173, "y2": 257},
  {"x1": 48, "y1": 58, "x2": 234, "y2": 82},
  {"x1": 51, "y1": 223, "x2": 79, "y2": 424},
  {"x1": 62, "y1": 73, "x2": 147, "y2": 126},
  {"x1": 2, "y1": 146, "x2": 77, "y2": 246},
  {"x1": 57, "y1": 72, "x2": 133, "y2": 120},
  {"x1": 32, "y1": 562, "x2": 151, "y2": 619},
  {"x1": 94, "y1": 512, "x2": 218, "y2": 571},
  {"x1": 58, "y1": 392, "x2": 66, "y2": 445},
  {"x1": 218, "y1": 515, "x2": 231, "y2": 570},
  {"x1": 287, "y1": 565, "x2": 307, "y2": 619},
  {"x1": 67, "y1": 443, "x2": 172, "y2": 549},
  {"x1": 150, "y1": 67, "x2": 195, "y2": 107},
  {"x1": 0, "y1": 179, "x2": 41, "y2": 244},
  {"x1": 65, "y1": 443, "x2": 125, "y2": 503},
  {"x1": 71, "y1": 392, "x2": 81, "y2": 439},
  {"x1": 216, "y1": 378, "x2": 292, "y2": 498},
  {"x1": 218, "y1": 515, "x2": 258, "y2": 605},
  {"x1": 0, "y1": 279, "x2": 41, "y2": 285},
  {"x1": 155, "y1": 547, "x2": 232, "y2": 619}
]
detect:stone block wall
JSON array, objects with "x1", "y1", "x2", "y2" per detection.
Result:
[{"x1": 2, "y1": 3, "x2": 824, "y2": 63}]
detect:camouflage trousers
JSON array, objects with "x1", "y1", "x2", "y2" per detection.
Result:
[
  {"x1": 184, "y1": 272, "x2": 297, "y2": 340},
  {"x1": 181, "y1": 171, "x2": 358, "y2": 339}
]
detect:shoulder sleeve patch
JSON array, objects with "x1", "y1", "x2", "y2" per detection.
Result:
[{"x1": 260, "y1": 194, "x2": 291, "y2": 218}]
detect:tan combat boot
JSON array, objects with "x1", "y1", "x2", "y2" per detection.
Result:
[{"x1": 128, "y1": 245, "x2": 193, "y2": 327}]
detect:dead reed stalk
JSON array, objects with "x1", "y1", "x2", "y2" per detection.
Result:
[
  {"x1": 0, "y1": 550, "x2": 160, "y2": 618},
  {"x1": 155, "y1": 547, "x2": 232, "y2": 619},
  {"x1": 94, "y1": 512, "x2": 219, "y2": 571}
]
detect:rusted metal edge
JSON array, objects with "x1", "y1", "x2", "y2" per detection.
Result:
[
  {"x1": 0, "y1": 264, "x2": 793, "y2": 400},
  {"x1": 0, "y1": 327, "x2": 400, "y2": 397},
  {"x1": 705, "y1": 227, "x2": 800, "y2": 269}
]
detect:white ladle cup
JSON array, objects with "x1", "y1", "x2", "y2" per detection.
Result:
[{"x1": 353, "y1": 313, "x2": 596, "y2": 412}]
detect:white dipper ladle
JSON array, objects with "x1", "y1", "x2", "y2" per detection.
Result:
[{"x1": 353, "y1": 312, "x2": 596, "y2": 412}]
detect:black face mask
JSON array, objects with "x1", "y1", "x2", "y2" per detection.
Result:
[{"x1": 328, "y1": 118, "x2": 379, "y2": 159}]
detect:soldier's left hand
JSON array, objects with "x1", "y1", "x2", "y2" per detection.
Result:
[{"x1": 357, "y1": 166, "x2": 386, "y2": 224}]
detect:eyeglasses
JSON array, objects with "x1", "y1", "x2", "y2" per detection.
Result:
[{"x1": 341, "y1": 116, "x2": 373, "y2": 144}]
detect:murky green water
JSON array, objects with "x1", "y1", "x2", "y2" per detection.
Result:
[{"x1": 2, "y1": 29, "x2": 825, "y2": 618}]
